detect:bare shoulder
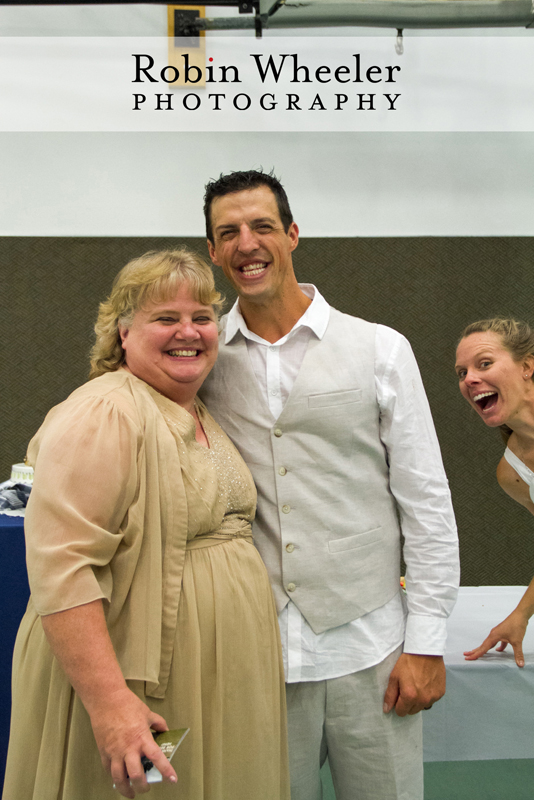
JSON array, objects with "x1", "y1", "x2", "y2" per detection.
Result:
[{"x1": 496, "y1": 456, "x2": 534, "y2": 515}]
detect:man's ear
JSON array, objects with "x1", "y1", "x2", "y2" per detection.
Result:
[
  {"x1": 288, "y1": 222, "x2": 299, "y2": 253},
  {"x1": 207, "y1": 239, "x2": 220, "y2": 266}
]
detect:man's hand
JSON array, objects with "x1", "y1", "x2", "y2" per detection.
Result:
[
  {"x1": 463, "y1": 609, "x2": 529, "y2": 668},
  {"x1": 383, "y1": 653, "x2": 446, "y2": 717}
]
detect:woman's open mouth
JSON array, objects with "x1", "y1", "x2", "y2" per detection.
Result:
[{"x1": 473, "y1": 391, "x2": 498, "y2": 411}]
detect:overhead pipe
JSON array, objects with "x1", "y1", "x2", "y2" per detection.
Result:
[
  {"x1": 1, "y1": 0, "x2": 532, "y2": 31},
  {"x1": 194, "y1": 0, "x2": 534, "y2": 31}
]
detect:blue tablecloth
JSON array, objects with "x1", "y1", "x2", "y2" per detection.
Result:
[{"x1": 0, "y1": 515, "x2": 29, "y2": 787}]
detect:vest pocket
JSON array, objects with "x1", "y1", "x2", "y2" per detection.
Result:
[
  {"x1": 328, "y1": 525, "x2": 383, "y2": 553},
  {"x1": 308, "y1": 389, "x2": 362, "y2": 408}
]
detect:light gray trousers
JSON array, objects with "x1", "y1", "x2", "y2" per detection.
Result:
[{"x1": 285, "y1": 646, "x2": 424, "y2": 800}]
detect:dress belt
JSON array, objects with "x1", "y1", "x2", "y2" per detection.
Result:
[{"x1": 186, "y1": 531, "x2": 253, "y2": 550}]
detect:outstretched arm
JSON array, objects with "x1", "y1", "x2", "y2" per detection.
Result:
[
  {"x1": 383, "y1": 653, "x2": 446, "y2": 716},
  {"x1": 465, "y1": 458, "x2": 534, "y2": 667},
  {"x1": 42, "y1": 599, "x2": 177, "y2": 798},
  {"x1": 463, "y1": 578, "x2": 534, "y2": 667}
]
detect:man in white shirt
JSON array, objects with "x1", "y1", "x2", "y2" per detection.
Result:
[{"x1": 199, "y1": 169, "x2": 460, "y2": 800}]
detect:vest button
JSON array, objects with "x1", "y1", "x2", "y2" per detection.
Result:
[
  {"x1": 286, "y1": 543, "x2": 295, "y2": 553},
  {"x1": 287, "y1": 582, "x2": 296, "y2": 592},
  {"x1": 279, "y1": 467, "x2": 287, "y2": 476},
  {"x1": 282, "y1": 504, "x2": 291, "y2": 514},
  {"x1": 274, "y1": 428, "x2": 283, "y2": 437}
]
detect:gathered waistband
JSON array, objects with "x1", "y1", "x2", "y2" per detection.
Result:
[{"x1": 186, "y1": 531, "x2": 253, "y2": 550}]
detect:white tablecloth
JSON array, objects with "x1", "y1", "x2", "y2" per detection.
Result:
[{"x1": 423, "y1": 586, "x2": 534, "y2": 762}]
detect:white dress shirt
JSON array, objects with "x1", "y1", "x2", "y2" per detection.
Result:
[{"x1": 225, "y1": 285, "x2": 458, "y2": 683}]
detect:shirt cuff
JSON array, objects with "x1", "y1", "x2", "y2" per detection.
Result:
[{"x1": 403, "y1": 614, "x2": 448, "y2": 656}]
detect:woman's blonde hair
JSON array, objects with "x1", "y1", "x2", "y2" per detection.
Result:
[
  {"x1": 460, "y1": 318, "x2": 534, "y2": 362},
  {"x1": 460, "y1": 317, "x2": 534, "y2": 442},
  {"x1": 90, "y1": 248, "x2": 223, "y2": 379}
]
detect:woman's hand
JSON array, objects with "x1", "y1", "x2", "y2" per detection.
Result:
[
  {"x1": 88, "y1": 687, "x2": 177, "y2": 798},
  {"x1": 464, "y1": 608, "x2": 530, "y2": 667},
  {"x1": 41, "y1": 600, "x2": 177, "y2": 797}
]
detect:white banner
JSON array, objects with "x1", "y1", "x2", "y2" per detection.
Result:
[{"x1": 1, "y1": 36, "x2": 533, "y2": 132}]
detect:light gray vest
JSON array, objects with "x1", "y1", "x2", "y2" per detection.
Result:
[{"x1": 200, "y1": 308, "x2": 401, "y2": 634}]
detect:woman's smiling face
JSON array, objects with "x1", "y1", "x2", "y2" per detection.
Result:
[
  {"x1": 455, "y1": 331, "x2": 532, "y2": 427},
  {"x1": 119, "y1": 282, "x2": 218, "y2": 403}
]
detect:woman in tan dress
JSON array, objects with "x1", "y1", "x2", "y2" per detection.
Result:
[{"x1": 3, "y1": 249, "x2": 290, "y2": 800}]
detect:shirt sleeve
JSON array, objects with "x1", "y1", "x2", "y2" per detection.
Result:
[
  {"x1": 24, "y1": 393, "x2": 140, "y2": 615},
  {"x1": 375, "y1": 325, "x2": 460, "y2": 655}
]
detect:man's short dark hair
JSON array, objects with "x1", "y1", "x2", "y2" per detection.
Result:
[{"x1": 203, "y1": 169, "x2": 293, "y2": 243}]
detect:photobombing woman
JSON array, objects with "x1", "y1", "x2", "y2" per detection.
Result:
[
  {"x1": 455, "y1": 317, "x2": 534, "y2": 668},
  {"x1": 2, "y1": 249, "x2": 289, "y2": 800}
]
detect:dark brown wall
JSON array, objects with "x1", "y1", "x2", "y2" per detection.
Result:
[{"x1": 2, "y1": 236, "x2": 534, "y2": 586}]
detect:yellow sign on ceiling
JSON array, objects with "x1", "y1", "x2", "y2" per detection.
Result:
[{"x1": 167, "y1": 5, "x2": 206, "y2": 87}]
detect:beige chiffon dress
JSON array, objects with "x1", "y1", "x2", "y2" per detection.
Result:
[{"x1": 3, "y1": 373, "x2": 289, "y2": 800}]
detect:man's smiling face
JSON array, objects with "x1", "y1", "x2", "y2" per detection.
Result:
[{"x1": 207, "y1": 185, "x2": 299, "y2": 304}]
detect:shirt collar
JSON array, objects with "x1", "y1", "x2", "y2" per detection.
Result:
[{"x1": 224, "y1": 284, "x2": 330, "y2": 346}]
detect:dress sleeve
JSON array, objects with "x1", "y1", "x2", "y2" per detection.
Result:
[{"x1": 25, "y1": 394, "x2": 141, "y2": 615}]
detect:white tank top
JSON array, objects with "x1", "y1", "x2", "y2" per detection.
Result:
[{"x1": 504, "y1": 446, "x2": 534, "y2": 503}]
